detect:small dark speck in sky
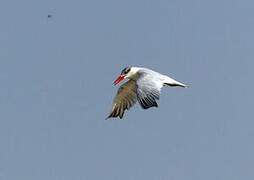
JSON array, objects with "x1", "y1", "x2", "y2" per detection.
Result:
[{"x1": 47, "y1": 14, "x2": 52, "y2": 18}]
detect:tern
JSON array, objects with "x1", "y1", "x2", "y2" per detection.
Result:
[{"x1": 106, "y1": 66, "x2": 187, "y2": 119}]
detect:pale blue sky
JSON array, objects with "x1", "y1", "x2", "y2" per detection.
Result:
[{"x1": 0, "y1": 0, "x2": 254, "y2": 179}]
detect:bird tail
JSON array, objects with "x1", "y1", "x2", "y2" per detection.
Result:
[{"x1": 163, "y1": 75, "x2": 188, "y2": 88}]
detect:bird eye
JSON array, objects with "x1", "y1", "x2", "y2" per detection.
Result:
[{"x1": 121, "y1": 67, "x2": 131, "y2": 75}]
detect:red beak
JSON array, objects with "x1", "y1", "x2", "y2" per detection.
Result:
[{"x1": 113, "y1": 75, "x2": 125, "y2": 85}]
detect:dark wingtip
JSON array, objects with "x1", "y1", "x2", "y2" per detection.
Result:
[
  {"x1": 140, "y1": 101, "x2": 158, "y2": 109},
  {"x1": 105, "y1": 114, "x2": 112, "y2": 120},
  {"x1": 105, "y1": 114, "x2": 124, "y2": 120}
]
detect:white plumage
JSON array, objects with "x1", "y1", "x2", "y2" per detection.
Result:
[{"x1": 107, "y1": 67, "x2": 187, "y2": 119}]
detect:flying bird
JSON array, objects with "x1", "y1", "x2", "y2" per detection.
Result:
[{"x1": 106, "y1": 66, "x2": 187, "y2": 119}]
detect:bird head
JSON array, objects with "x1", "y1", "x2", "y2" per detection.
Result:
[{"x1": 113, "y1": 66, "x2": 140, "y2": 85}]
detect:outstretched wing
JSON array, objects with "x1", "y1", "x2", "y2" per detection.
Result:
[
  {"x1": 136, "y1": 74, "x2": 163, "y2": 109},
  {"x1": 106, "y1": 80, "x2": 137, "y2": 119}
]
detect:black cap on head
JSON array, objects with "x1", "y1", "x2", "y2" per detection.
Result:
[{"x1": 121, "y1": 67, "x2": 131, "y2": 75}]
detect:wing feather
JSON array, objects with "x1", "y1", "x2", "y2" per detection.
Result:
[
  {"x1": 106, "y1": 80, "x2": 137, "y2": 119},
  {"x1": 136, "y1": 74, "x2": 162, "y2": 109}
]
